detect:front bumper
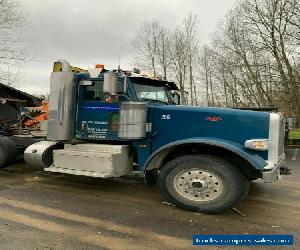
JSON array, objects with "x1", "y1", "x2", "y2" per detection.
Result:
[{"x1": 262, "y1": 154, "x2": 286, "y2": 183}]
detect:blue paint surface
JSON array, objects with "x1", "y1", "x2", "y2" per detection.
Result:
[
  {"x1": 75, "y1": 101, "x2": 120, "y2": 140},
  {"x1": 150, "y1": 105, "x2": 269, "y2": 158},
  {"x1": 135, "y1": 105, "x2": 270, "y2": 170}
]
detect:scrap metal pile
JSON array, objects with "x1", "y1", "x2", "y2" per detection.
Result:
[{"x1": 0, "y1": 118, "x2": 20, "y2": 136}]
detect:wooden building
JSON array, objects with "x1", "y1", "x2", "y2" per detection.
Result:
[{"x1": 0, "y1": 83, "x2": 39, "y2": 135}]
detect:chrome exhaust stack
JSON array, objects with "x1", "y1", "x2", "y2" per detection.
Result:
[
  {"x1": 47, "y1": 59, "x2": 76, "y2": 141},
  {"x1": 57, "y1": 59, "x2": 71, "y2": 72},
  {"x1": 24, "y1": 59, "x2": 75, "y2": 168}
]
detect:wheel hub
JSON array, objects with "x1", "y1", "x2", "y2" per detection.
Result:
[
  {"x1": 174, "y1": 169, "x2": 223, "y2": 202},
  {"x1": 192, "y1": 181, "x2": 203, "y2": 188}
]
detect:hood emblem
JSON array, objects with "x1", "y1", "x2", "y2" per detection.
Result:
[{"x1": 206, "y1": 116, "x2": 222, "y2": 122}]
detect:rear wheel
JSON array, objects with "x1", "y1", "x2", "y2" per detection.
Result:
[
  {"x1": 158, "y1": 155, "x2": 249, "y2": 213},
  {"x1": 0, "y1": 139, "x2": 8, "y2": 168},
  {"x1": 0, "y1": 137, "x2": 17, "y2": 168}
]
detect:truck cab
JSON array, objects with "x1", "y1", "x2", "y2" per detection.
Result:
[{"x1": 24, "y1": 60, "x2": 287, "y2": 213}]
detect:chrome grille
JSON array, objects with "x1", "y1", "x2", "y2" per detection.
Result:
[{"x1": 268, "y1": 113, "x2": 285, "y2": 164}]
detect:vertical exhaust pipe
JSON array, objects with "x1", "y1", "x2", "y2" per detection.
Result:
[
  {"x1": 57, "y1": 59, "x2": 71, "y2": 72},
  {"x1": 47, "y1": 59, "x2": 75, "y2": 141}
]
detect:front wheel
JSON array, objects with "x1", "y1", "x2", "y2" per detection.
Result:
[{"x1": 158, "y1": 155, "x2": 249, "y2": 213}]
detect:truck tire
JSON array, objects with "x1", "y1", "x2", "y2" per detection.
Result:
[
  {"x1": 244, "y1": 179, "x2": 250, "y2": 199},
  {"x1": 0, "y1": 137, "x2": 18, "y2": 169},
  {"x1": 0, "y1": 139, "x2": 7, "y2": 168},
  {"x1": 158, "y1": 155, "x2": 249, "y2": 213}
]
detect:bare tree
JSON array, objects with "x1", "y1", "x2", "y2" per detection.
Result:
[
  {"x1": 156, "y1": 26, "x2": 171, "y2": 80},
  {"x1": 242, "y1": 0, "x2": 300, "y2": 120},
  {"x1": 132, "y1": 20, "x2": 172, "y2": 80},
  {"x1": 168, "y1": 27, "x2": 189, "y2": 96},
  {"x1": 131, "y1": 2, "x2": 300, "y2": 120},
  {"x1": 183, "y1": 13, "x2": 200, "y2": 105},
  {"x1": 132, "y1": 20, "x2": 161, "y2": 77},
  {"x1": 198, "y1": 0, "x2": 300, "y2": 123},
  {"x1": 132, "y1": 14, "x2": 202, "y2": 105},
  {"x1": 167, "y1": 13, "x2": 201, "y2": 105},
  {"x1": 0, "y1": 0, "x2": 27, "y2": 86}
]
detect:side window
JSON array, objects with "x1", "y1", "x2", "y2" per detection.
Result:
[
  {"x1": 117, "y1": 80, "x2": 125, "y2": 94},
  {"x1": 82, "y1": 81, "x2": 104, "y2": 101}
]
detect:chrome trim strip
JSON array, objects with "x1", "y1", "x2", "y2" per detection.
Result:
[{"x1": 268, "y1": 113, "x2": 280, "y2": 165}]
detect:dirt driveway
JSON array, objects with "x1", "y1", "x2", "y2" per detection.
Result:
[{"x1": 0, "y1": 147, "x2": 299, "y2": 250}]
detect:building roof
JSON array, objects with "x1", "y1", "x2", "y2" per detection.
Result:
[{"x1": 0, "y1": 83, "x2": 39, "y2": 106}]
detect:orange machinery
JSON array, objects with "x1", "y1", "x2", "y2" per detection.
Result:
[{"x1": 22, "y1": 101, "x2": 48, "y2": 127}]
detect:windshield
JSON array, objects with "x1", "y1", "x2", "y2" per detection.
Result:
[{"x1": 133, "y1": 83, "x2": 170, "y2": 103}]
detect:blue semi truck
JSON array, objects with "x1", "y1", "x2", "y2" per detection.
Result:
[{"x1": 1, "y1": 60, "x2": 287, "y2": 213}]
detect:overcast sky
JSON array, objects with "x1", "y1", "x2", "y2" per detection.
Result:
[{"x1": 20, "y1": 0, "x2": 236, "y2": 95}]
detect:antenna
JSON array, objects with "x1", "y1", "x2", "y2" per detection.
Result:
[{"x1": 118, "y1": 42, "x2": 130, "y2": 71}]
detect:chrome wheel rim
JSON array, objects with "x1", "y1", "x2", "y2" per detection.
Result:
[{"x1": 174, "y1": 168, "x2": 224, "y2": 202}]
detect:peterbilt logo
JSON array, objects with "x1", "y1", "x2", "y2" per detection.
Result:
[{"x1": 206, "y1": 116, "x2": 222, "y2": 122}]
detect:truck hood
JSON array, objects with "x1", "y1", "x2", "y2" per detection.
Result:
[{"x1": 149, "y1": 105, "x2": 270, "y2": 158}]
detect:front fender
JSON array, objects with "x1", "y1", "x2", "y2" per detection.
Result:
[{"x1": 143, "y1": 137, "x2": 267, "y2": 172}]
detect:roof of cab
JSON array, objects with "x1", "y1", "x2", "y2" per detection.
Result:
[{"x1": 128, "y1": 75, "x2": 179, "y2": 90}]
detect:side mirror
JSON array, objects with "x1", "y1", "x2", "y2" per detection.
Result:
[
  {"x1": 104, "y1": 71, "x2": 117, "y2": 95},
  {"x1": 169, "y1": 90, "x2": 181, "y2": 105}
]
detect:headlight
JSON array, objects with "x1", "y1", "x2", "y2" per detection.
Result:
[{"x1": 244, "y1": 139, "x2": 269, "y2": 151}]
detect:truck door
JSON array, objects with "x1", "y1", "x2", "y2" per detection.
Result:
[{"x1": 75, "y1": 80, "x2": 120, "y2": 140}]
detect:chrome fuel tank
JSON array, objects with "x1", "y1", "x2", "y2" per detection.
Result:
[{"x1": 24, "y1": 141, "x2": 63, "y2": 168}]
